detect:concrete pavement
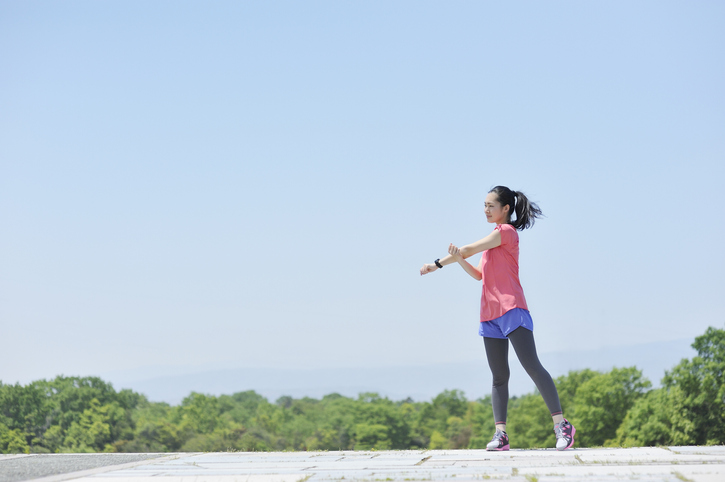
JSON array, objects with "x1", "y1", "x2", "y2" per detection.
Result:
[{"x1": 2, "y1": 447, "x2": 724, "y2": 482}]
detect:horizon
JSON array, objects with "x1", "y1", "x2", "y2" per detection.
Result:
[{"x1": 1, "y1": 335, "x2": 696, "y2": 406}]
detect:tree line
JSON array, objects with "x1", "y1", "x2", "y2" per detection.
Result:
[{"x1": 1, "y1": 327, "x2": 723, "y2": 454}]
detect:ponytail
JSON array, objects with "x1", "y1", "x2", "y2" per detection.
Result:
[{"x1": 488, "y1": 186, "x2": 543, "y2": 230}]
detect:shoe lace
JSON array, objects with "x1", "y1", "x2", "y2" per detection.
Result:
[{"x1": 554, "y1": 422, "x2": 566, "y2": 438}]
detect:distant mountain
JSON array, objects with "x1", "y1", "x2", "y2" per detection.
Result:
[{"x1": 101, "y1": 338, "x2": 696, "y2": 405}]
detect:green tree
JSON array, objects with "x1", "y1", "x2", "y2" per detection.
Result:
[
  {"x1": 467, "y1": 397, "x2": 495, "y2": 449},
  {"x1": 354, "y1": 423, "x2": 390, "y2": 450},
  {"x1": 311, "y1": 394, "x2": 356, "y2": 450},
  {"x1": 0, "y1": 376, "x2": 142, "y2": 453},
  {"x1": 663, "y1": 326, "x2": 725, "y2": 445},
  {"x1": 177, "y1": 392, "x2": 221, "y2": 435},
  {"x1": 568, "y1": 367, "x2": 650, "y2": 447},
  {"x1": 61, "y1": 399, "x2": 125, "y2": 452},
  {"x1": 615, "y1": 388, "x2": 672, "y2": 447},
  {"x1": 116, "y1": 400, "x2": 180, "y2": 452},
  {"x1": 506, "y1": 393, "x2": 551, "y2": 448},
  {"x1": 0, "y1": 381, "x2": 53, "y2": 450},
  {"x1": 554, "y1": 369, "x2": 600, "y2": 412},
  {"x1": 444, "y1": 416, "x2": 471, "y2": 449},
  {"x1": 228, "y1": 391, "x2": 268, "y2": 426},
  {"x1": 0, "y1": 423, "x2": 30, "y2": 454},
  {"x1": 352, "y1": 393, "x2": 411, "y2": 450},
  {"x1": 616, "y1": 327, "x2": 725, "y2": 446},
  {"x1": 415, "y1": 390, "x2": 467, "y2": 448}
]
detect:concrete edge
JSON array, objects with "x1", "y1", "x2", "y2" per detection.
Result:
[
  {"x1": 23, "y1": 454, "x2": 200, "y2": 482},
  {"x1": 0, "y1": 455, "x2": 36, "y2": 462}
]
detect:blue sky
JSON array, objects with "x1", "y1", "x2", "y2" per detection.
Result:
[{"x1": 1, "y1": 1, "x2": 724, "y2": 388}]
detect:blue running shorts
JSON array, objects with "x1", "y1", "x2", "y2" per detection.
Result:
[{"x1": 479, "y1": 307, "x2": 534, "y2": 339}]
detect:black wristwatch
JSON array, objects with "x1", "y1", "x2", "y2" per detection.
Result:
[{"x1": 434, "y1": 259, "x2": 443, "y2": 269}]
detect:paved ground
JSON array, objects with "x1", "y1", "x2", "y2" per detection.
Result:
[
  {"x1": 2, "y1": 447, "x2": 724, "y2": 482},
  {"x1": 0, "y1": 455, "x2": 168, "y2": 482}
]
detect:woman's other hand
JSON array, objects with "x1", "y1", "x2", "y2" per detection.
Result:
[{"x1": 448, "y1": 243, "x2": 464, "y2": 261}]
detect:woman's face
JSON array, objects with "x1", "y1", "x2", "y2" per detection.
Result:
[{"x1": 485, "y1": 192, "x2": 510, "y2": 225}]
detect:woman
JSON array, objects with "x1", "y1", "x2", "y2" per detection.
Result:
[{"x1": 420, "y1": 186, "x2": 576, "y2": 451}]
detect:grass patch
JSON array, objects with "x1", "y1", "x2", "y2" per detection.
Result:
[
  {"x1": 672, "y1": 472, "x2": 693, "y2": 482},
  {"x1": 415, "y1": 456, "x2": 432, "y2": 466}
]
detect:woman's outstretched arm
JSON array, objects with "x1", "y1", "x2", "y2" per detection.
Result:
[
  {"x1": 419, "y1": 229, "x2": 502, "y2": 276},
  {"x1": 459, "y1": 229, "x2": 502, "y2": 257}
]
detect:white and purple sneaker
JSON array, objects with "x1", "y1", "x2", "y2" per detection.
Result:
[
  {"x1": 486, "y1": 429, "x2": 510, "y2": 451},
  {"x1": 554, "y1": 419, "x2": 576, "y2": 450}
]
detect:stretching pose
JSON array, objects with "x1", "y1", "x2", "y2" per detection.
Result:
[{"x1": 420, "y1": 186, "x2": 576, "y2": 451}]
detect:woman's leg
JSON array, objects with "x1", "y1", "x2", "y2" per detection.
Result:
[
  {"x1": 483, "y1": 336, "x2": 510, "y2": 429},
  {"x1": 504, "y1": 327, "x2": 576, "y2": 450},
  {"x1": 507, "y1": 327, "x2": 563, "y2": 418}
]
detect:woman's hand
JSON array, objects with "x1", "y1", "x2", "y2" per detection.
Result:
[
  {"x1": 448, "y1": 243, "x2": 483, "y2": 281},
  {"x1": 448, "y1": 243, "x2": 464, "y2": 261},
  {"x1": 420, "y1": 263, "x2": 438, "y2": 276}
]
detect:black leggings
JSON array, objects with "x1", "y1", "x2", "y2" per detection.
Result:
[{"x1": 483, "y1": 327, "x2": 562, "y2": 424}]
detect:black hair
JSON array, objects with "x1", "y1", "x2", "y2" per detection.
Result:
[{"x1": 488, "y1": 186, "x2": 543, "y2": 230}]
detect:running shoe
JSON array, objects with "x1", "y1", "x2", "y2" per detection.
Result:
[
  {"x1": 554, "y1": 419, "x2": 576, "y2": 450},
  {"x1": 486, "y1": 429, "x2": 510, "y2": 451}
]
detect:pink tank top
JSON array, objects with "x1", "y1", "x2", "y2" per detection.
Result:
[{"x1": 479, "y1": 224, "x2": 528, "y2": 322}]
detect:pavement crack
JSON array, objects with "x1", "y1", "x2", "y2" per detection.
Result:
[{"x1": 415, "y1": 456, "x2": 432, "y2": 466}]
